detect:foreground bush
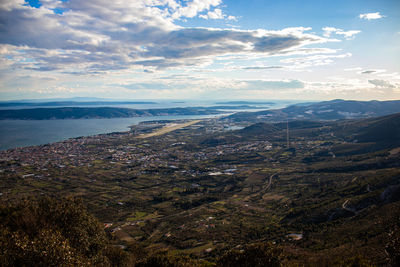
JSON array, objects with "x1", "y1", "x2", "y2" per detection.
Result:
[
  {"x1": 217, "y1": 242, "x2": 282, "y2": 267},
  {"x1": 0, "y1": 197, "x2": 109, "y2": 266}
]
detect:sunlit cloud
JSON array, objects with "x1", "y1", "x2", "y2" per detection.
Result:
[
  {"x1": 359, "y1": 12, "x2": 384, "y2": 20},
  {"x1": 0, "y1": 0, "x2": 398, "y2": 100},
  {"x1": 0, "y1": 1, "x2": 332, "y2": 74},
  {"x1": 322, "y1": 27, "x2": 361, "y2": 40},
  {"x1": 280, "y1": 53, "x2": 352, "y2": 68}
]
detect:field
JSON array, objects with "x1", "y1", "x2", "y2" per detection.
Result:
[{"x1": 1, "y1": 115, "x2": 399, "y2": 265}]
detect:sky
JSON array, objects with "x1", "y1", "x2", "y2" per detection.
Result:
[{"x1": 0, "y1": 0, "x2": 399, "y2": 100}]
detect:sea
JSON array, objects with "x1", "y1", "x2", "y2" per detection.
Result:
[{"x1": 0, "y1": 100, "x2": 297, "y2": 151}]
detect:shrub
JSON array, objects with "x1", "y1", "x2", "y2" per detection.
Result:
[
  {"x1": 217, "y1": 242, "x2": 282, "y2": 267},
  {"x1": 0, "y1": 197, "x2": 109, "y2": 266}
]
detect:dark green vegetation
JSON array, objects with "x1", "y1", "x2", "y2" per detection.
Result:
[
  {"x1": 0, "y1": 107, "x2": 222, "y2": 120},
  {"x1": 0, "y1": 197, "x2": 108, "y2": 266},
  {"x1": 226, "y1": 99, "x2": 400, "y2": 122},
  {"x1": 1, "y1": 110, "x2": 400, "y2": 265},
  {"x1": 0, "y1": 197, "x2": 283, "y2": 266}
]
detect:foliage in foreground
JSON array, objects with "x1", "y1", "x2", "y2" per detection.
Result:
[
  {"x1": 217, "y1": 242, "x2": 282, "y2": 267},
  {"x1": 1, "y1": 196, "x2": 398, "y2": 266},
  {"x1": 0, "y1": 197, "x2": 109, "y2": 266}
]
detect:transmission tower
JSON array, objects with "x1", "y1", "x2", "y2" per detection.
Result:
[{"x1": 286, "y1": 120, "x2": 290, "y2": 148}]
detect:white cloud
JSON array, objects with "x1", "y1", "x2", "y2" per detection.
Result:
[
  {"x1": 280, "y1": 53, "x2": 352, "y2": 68},
  {"x1": 322, "y1": 27, "x2": 360, "y2": 40},
  {"x1": 243, "y1": 79, "x2": 304, "y2": 90},
  {"x1": 199, "y1": 8, "x2": 224, "y2": 19},
  {"x1": 344, "y1": 67, "x2": 362, "y2": 71},
  {"x1": 359, "y1": 12, "x2": 384, "y2": 20},
  {"x1": 242, "y1": 66, "x2": 283, "y2": 70},
  {"x1": 4, "y1": 0, "x2": 386, "y2": 100},
  {"x1": 227, "y1": 15, "x2": 237, "y2": 21},
  {"x1": 368, "y1": 79, "x2": 396, "y2": 89},
  {"x1": 171, "y1": 0, "x2": 222, "y2": 19},
  {"x1": 378, "y1": 72, "x2": 400, "y2": 80},
  {"x1": 0, "y1": 1, "x2": 332, "y2": 74}
]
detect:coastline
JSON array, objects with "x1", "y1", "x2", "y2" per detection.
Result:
[{"x1": 0, "y1": 114, "x2": 226, "y2": 151}]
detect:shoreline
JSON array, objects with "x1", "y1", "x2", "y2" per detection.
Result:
[{"x1": 0, "y1": 114, "x2": 227, "y2": 152}]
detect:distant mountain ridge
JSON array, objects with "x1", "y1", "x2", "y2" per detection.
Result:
[
  {"x1": 0, "y1": 101, "x2": 158, "y2": 107},
  {"x1": 0, "y1": 107, "x2": 222, "y2": 120},
  {"x1": 227, "y1": 99, "x2": 400, "y2": 122}
]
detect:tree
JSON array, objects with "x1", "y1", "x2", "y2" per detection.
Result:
[
  {"x1": 217, "y1": 242, "x2": 282, "y2": 267},
  {"x1": 386, "y1": 227, "x2": 400, "y2": 267},
  {"x1": 0, "y1": 197, "x2": 109, "y2": 266}
]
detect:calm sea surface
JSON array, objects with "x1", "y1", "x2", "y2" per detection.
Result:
[
  {"x1": 0, "y1": 100, "x2": 298, "y2": 151},
  {"x1": 0, "y1": 115, "x2": 222, "y2": 151}
]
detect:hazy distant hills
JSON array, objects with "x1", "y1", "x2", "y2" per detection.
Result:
[
  {"x1": 1, "y1": 99, "x2": 399, "y2": 121},
  {"x1": 0, "y1": 101, "x2": 158, "y2": 107},
  {"x1": 227, "y1": 99, "x2": 400, "y2": 122},
  {"x1": 0, "y1": 107, "x2": 222, "y2": 120}
]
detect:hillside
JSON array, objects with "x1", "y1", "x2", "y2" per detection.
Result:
[
  {"x1": 226, "y1": 99, "x2": 400, "y2": 123},
  {"x1": 1, "y1": 112, "x2": 400, "y2": 265},
  {"x1": 238, "y1": 113, "x2": 400, "y2": 151},
  {"x1": 332, "y1": 112, "x2": 400, "y2": 147}
]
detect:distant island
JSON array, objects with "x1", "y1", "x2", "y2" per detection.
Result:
[
  {"x1": 0, "y1": 100, "x2": 158, "y2": 107},
  {"x1": 3, "y1": 99, "x2": 400, "y2": 120},
  {"x1": 0, "y1": 107, "x2": 223, "y2": 120}
]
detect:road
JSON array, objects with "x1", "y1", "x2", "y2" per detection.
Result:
[
  {"x1": 265, "y1": 173, "x2": 277, "y2": 191},
  {"x1": 342, "y1": 199, "x2": 357, "y2": 214}
]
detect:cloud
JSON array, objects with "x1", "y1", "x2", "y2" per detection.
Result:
[
  {"x1": 241, "y1": 79, "x2": 304, "y2": 90},
  {"x1": 361, "y1": 70, "x2": 376, "y2": 74},
  {"x1": 368, "y1": 79, "x2": 396, "y2": 89},
  {"x1": 344, "y1": 67, "x2": 362, "y2": 71},
  {"x1": 198, "y1": 8, "x2": 236, "y2": 20},
  {"x1": 116, "y1": 82, "x2": 171, "y2": 90},
  {"x1": 111, "y1": 77, "x2": 305, "y2": 94},
  {"x1": 0, "y1": 0, "x2": 332, "y2": 73},
  {"x1": 322, "y1": 27, "x2": 360, "y2": 40},
  {"x1": 171, "y1": 0, "x2": 222, "y2": 19},
  {"x1": 344, "y1": 68, "x2": 387, "y2": 75},
  {"x1": 280, "y1": 53, "x2": 352, "y2": 68},
  {"x1": 359, "y1": 12, "x2": 384, "y2": 20},
  {"x1": 242, "y1": 66, "x2": 283, "y2": 70},
  {"x1": 227, "y1": 15, "x2": 237, "y2": 21},
  {"x1": 377, "y1": 72, "x2": 400, "y2": 79},
  {"x1": 360, "y1": 69, "x2": 386, "y2": 75},
  {"x1": 199, "y1": 8, "x2": 224, "y2": 19}
]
